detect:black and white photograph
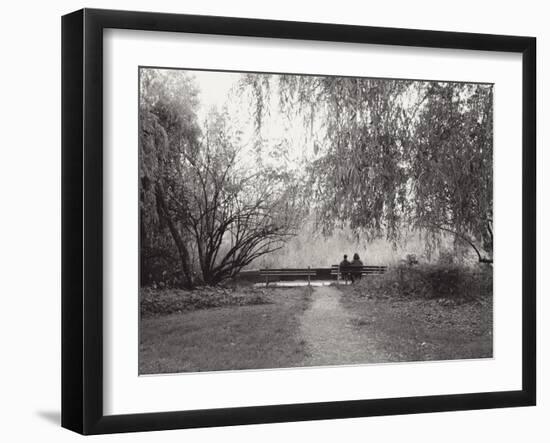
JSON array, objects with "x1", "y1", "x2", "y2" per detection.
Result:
[
  {"x1": 139, "y1": 67, "x2": 494, "y2": 374},
  {"x1": 1, "y1": 0, "x2": 545, "y2": 440}
]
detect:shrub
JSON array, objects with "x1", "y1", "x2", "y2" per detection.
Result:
[
  {"x1": 140, "y1": 285, "x2": 270, "y2": 317},
  {"x1": 350, "y1": 262, "x2": 492, "y2": 303},
  {"x1": 437, "y1": 249, "x2": 455, "y2": 265},
  {"x1": 405, "y1": 253, "x2": 419, "y2": 266}
]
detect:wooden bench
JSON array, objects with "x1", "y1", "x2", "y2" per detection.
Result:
[
  {"x1": 331, "y1": 264, "x2": 387, "y2": 284},
  {"x1": 259, "y1": 267, "x2": 317, "y2": 287}
]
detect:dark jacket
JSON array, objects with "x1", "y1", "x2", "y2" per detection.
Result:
[{"x1": 339, "y1": 259, "x2": 351, "y2": 268}]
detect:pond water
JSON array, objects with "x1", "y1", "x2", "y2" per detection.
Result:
[{"x1": 253, "y1": 280, "x2": 339, "y2": 288}]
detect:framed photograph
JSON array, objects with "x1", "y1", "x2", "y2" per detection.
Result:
[{"x1": 61, "y1": 8, "x2": 536, "y2": 435}]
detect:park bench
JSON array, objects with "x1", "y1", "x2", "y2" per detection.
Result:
[
  {"x1": 259, "y1": 267, "x2": 317, "y2": 287},
  {"x1": 331, "y1": 264, "x2": 388, "y2": 285}
]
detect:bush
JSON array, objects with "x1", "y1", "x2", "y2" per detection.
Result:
[
  {"x1": 140, "y1": 286, "x2": 270, "y2": 317},
  {"x1": 437, "y1": 249, "x2": 455, "y2": 265},
  {"x1": 350, "y1": 262, "x2": 492, "y2": 303},
  {"x1": 405, "y1": 253, "x2": 419, "y2": 266}
]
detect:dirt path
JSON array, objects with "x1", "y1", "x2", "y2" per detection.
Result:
[{"x1": 299, "y1": 286, "x2": 389, "y2": 366}]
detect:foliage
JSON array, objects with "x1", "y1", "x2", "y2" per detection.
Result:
[
  {"x1": 405, "y1": 253, "x2": 419, "y2": 266},
  {"x1": 140, "y1": 69, "x2": 201, "y2": 287},
  {"x1": 252, "y1": 217, "x2": 465, "y2": 268},
  {"x1": 437, "y1": 249, "x2": 455, "y2": 265},
  {"x1": 350, "y1": 261, "x2": 493, "y2": 304},
  {"x1": 166, "y1": 109, "x2": 302, "y2": 284},
  {"x1": 140, "y1": 69, "x2": 301, "y2": 287},
  {"x1": 140, "y1": 68, "x2": 494, "y2": 288},
  {"x1": 412, "y1": 83, "x2": 493, "y2": 262},
  {"x1": 140, "y1": 286, "x2": 269, "y2": 318},
  {"x1": 242, "y1": 75, "x2": 494, "y2": 262}
]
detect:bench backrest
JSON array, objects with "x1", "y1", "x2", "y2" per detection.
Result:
[
  {"x1": 331, "y1": 265, "x2": 387, "y2": 274},
  {"x1": 259, "y1": 268, "x2": 317, "y2": 276}
]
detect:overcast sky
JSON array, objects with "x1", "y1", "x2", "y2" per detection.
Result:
[
  {"x1": 191, "y1": 70, "x2": 240, "y2": 122},
  {"x1": 189, "y1": 69, "x2": 319, "y2": 174}
]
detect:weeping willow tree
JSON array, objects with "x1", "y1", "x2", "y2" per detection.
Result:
[
  {"x1": 242, "y1": 74, "x2": 493, "y2": 263},
  {"x1": 139, "y1": 68, "x2": 202, "y2": 287},
  {"x1": 412, "y1": 82, "x2": 493, "y2": 263}
]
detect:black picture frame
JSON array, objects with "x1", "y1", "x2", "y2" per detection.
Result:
[{"x1": 61, "y1": 8, "x2": 536, "y2": 435}]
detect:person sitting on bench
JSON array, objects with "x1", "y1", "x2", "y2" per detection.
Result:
[
  {"x1": 350, "y1": 252, "x2": 364, "y2": 283},
  {"x1": 339, "y1": 254, "x2": 351, "y2": 283}
]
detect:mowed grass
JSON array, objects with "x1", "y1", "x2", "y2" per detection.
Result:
[
  {"x1": 139, "y1": 287, "x2": 311, "y2": 374},
  {"x1": 339, "y1": 292, "x2": 493, "y2": 362}
]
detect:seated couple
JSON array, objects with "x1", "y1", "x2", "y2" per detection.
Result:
[{"x1": 339, "y1": 253, "x2": 363, "y2": 283}]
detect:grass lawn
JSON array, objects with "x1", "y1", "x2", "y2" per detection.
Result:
[
  {"x1": 339, "y1": 290, "x2": 493, "y2": 362},
  {"x1": 139, "y1": 287, "x2": 311, "y2": 374}
]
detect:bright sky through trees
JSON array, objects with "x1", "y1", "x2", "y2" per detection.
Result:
[{"x1": 192, "y1": 70, "x2": 319, "y2": 174}]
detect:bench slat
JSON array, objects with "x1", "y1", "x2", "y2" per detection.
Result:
[
  {"x1": 331, "y1": 271, "x2": 386, "y2": 273},
  {"x1": 260, "y1": 268, "x2": 315, "y2": 272},
  {"x1": 260, "y1": 270, "x2": 315, "y2": 273},
  {"x1": 331, "y1": 269, "x2": 386, "y2": 272},
  {"x1": 260, "y1": 273, "x2": 316, "y2": 276},
  {"x1": 260, "y1": 270, "x2": 317, "y2": 274},
  {"x1": 333, "y1": 271, "x2": 387, "y2": 273}
]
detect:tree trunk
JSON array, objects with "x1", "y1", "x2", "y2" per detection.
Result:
[{"x1": 155, "y1": 185, "x2": 194, "y2": 288}]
